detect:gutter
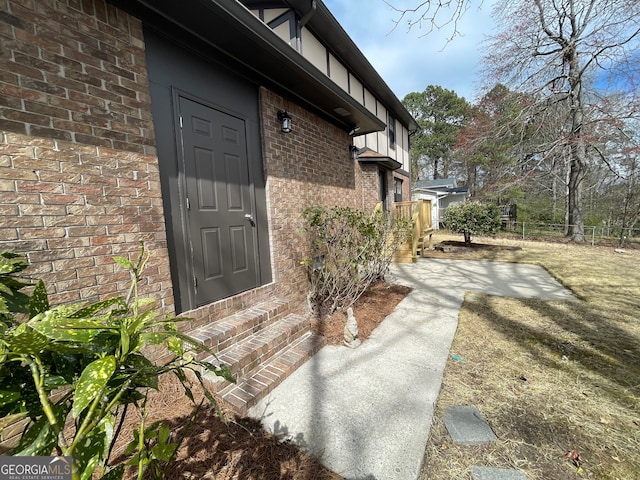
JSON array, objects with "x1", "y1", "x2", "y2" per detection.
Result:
[
  {"x1": 299, "y1": 0, "x2": 316, "y2": 29},
  {"x1": 296, "y1": 0, "x2": 317, "y2": 54}
]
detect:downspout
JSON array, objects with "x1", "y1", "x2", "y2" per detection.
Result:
[{"x1": 297, "y1": 0, "x2": 316, "y2": 53}]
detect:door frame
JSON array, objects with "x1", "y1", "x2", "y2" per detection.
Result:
[
  {"x1": 171, "y1": 88, "x2": 262, "y2": 310},
  {"x1": 145, "y1": 29, "x2": 272, "y2": 314}
]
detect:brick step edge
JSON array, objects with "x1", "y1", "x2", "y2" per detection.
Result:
[
  {"x1": 217, "y1": 331, "x2": 326, "y2": 415},
  {"x1": 188, "y1": 297, "x2": 291, "y2": 361},
  {"x1": 202, "y1": 312, "x2": 312, "y2": 381}
]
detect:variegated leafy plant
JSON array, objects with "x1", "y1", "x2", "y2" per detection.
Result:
[{"x1": 0, "y1": 246, "x2": 233, "y2": 480}]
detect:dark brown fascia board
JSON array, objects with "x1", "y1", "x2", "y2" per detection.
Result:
[
  {"x1": 358, "y1": 158, "x2": 403, "y2": 171},
  {"x1": 284, "y1": 0, "x2": 418, "y2": 132},
  {"x1": 108, "y1": 0, "x2": 385, "y2": 135},
  {"x1": 356, "y1": 148, "x2": 403, "y2": 170}
]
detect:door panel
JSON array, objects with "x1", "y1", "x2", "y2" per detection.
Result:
[
  {"x1": 179, "y1": 96, "x2": 258, "y2": 305},
  {"x1": 230, "y1": 226, "x2": 249, "y2": 272},
  {"x1": 195, "y1": 148, "x2": 218, "y2": 209},
  {"x1": 202, "y1": 228, "x2": 222, "y2": 279}
]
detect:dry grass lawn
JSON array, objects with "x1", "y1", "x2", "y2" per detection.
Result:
[{"x1": 419, "y1": 233, "x2": 640, "y2": 480}]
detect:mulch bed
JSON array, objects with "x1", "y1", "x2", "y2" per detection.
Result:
[
  {"x1": 311, "y1": 280, "x2": 412, "y2": 346},
  {"x1": 435, "y1": 240, "x2": 523, "y2": 253},
  {"x1": 113, "y1": 280, "x2": 411, "y2": 479}
]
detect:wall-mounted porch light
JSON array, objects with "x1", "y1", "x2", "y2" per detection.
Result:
[{"x1": 277, "y1": 110, "x2": 292, "y2": 133}]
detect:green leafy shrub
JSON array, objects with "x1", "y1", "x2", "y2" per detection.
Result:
[
  {"x1": 0, "y1": 246, "x2": 233, "y2": 480},
  {"x1": 301, "y1": 206, "x2": 411, "y2": 316},
  {"x1": 443, "y1": 202, "x2": 501, "y2": 244}
]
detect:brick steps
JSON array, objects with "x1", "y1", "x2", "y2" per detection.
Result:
[
  {"x1": 189, "y1": 298, "x2": 291, "y2": 361},
  {"x1": 203, "y1": 312, "x2": 312, "y2": 380},
  {"x1": 218, "y1": 331, "x2": 325, "y2": 415},
  {"x1": 189, "y1": 298, "x2": 325, "y2": 416}
]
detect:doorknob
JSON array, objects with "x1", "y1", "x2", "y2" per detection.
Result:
[{"x1": 245, "y1": 213, "x2": 255, "y2": 226}]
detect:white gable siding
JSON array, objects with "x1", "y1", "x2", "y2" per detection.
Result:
[
  {"x1": 273, "y1": 21, "x2": 293, "y2": 45},
  {"x1": 247, "y1": 6, "x2": 413, "y2": 176},
  {"x1": 363, "y1": 88, "x2": 376, "y2": 115},
  {"x1": 263, "y1": 8, "x2": 288, "y2": 23},
  {"x1": 376, "y1": 102, "x2": 388, "y2": 154},
  {"x1": 349, "y1": 74, "x2": 363, "y2": 103},
  {"x1": 329, "y1": 54, "x2": 349, "y2": 91},
  {"x1": 301, "y1": 29, "x2": 327, "y2": 73},
  {"x1": 398, "y1": 124, "x2": 409, "y2": 170}
]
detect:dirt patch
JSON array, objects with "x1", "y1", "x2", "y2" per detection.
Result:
[{"x1": 311, "y1": 281, "x2": 412, "y2": 346}]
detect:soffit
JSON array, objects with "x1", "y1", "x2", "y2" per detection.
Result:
[
  {"x1": 356, "y1": 148, "x2": 402, "y2": 170},
  {"x1": 108, "y1": 0, "x2": 385, "y2": 134},
  {"x1": 284, "y1": 0, "x2": 418, "y2": 132}
]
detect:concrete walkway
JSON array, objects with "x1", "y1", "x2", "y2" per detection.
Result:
[{"x1": 249, "y1": 259, "x2": 576, "y2": 480}]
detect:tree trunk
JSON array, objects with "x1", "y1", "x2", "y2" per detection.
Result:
[
  {"x1": 565, "y1": 40, "x2": 586, "y2": 242},
  {"x1": 552, "y1": 171, "x2": 557, "y2": 221},
  {"x1": 565, "y1": 156, "x2": 570, "y2": 234},
  {"x1": 566, "y1": 150, "x2": 586, "y2": 241}
]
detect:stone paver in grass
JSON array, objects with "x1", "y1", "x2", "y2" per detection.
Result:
[
  {"x1": 470, "y1": 466, "x2": 527, "y2": 480},
  {"x1": 443, "y1": 405, "x2": 498, "y2": 445}
]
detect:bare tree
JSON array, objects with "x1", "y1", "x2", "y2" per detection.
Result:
[
  {"x1": 392, "y1": 0, "x2": 640, "y2": 241},
  {"x1": 482, "y1": 0, "x2": 640, "y2": 241},
  {"x1": 385, "y1": 0, "x2": 477, "y2": 42},
  {"x1": 454, "y1": 84, "x2": 535, "y2": 198},
  {"x1": 601, "y1": 122, "x2": 640, "y2": 246}
]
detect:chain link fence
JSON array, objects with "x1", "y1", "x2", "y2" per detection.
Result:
[{"x1": 501, "y1": 222, "x2": 640, "y2": 247}]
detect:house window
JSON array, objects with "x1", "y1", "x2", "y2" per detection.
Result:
[
  {"x1": 394, "y1": 178, "x2": 403, "y2": 202},
  {"x1": 388, "y1": 113, "x2": 396, "y2": 149}
]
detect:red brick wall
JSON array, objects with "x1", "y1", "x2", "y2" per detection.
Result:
[
  {"x1": 0, "y1": 0, "x2": 172, "y2": 311},
  {"x1": 0, "y1": 0, "x2": 402, "y2": 320},
  {"x1": 0, "y1": 0, "x2": 155, "y2": 154},
  {"x1": 260, "y1": 88, "x2": 362, "y2": 304},
  {"x1": 360, "y1": 164, "x2": 380, "y2": 212},
  {"x1": 0, "y1": 132, "x2": 173, "y2": 310}
]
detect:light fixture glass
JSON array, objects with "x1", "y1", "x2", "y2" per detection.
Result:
[{"x1": 278, "y1": 110, "x2": 292, "y2": 133}]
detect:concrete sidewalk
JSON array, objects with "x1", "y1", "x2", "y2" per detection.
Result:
[{"x1": 249, "y1": 259, "x2": 576, "y2": 480}]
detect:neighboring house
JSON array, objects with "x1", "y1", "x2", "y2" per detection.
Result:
[
  {"x1": 412, "y1": 178, "x2": 470, "y2": 229},
  {"x1": 0, "y1": 0, "x2": 415, "y2": 412}
]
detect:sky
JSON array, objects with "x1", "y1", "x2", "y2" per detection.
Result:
[{"x1": 322, "y1": 0, "x2": 496, "y2": 103}]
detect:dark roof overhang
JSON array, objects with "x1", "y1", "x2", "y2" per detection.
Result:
[
  {"x1": 108, "y1": 0, "x2": 386, "y2": 135},
  {"x1": 413, "y1": 187, "x2": 470, "y2": 195},
  {"x1": 284, "y1": 0, "x2": 418, "y2": 133},
  {"x1": 356, "y1": 148, "x2": 402, "y2": 170}
]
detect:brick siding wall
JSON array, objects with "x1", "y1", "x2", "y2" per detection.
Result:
[
  {"x1": 0, "y1": 0, "x2": 410, "y2": 449},
  {"x1": 360, "y1": 164, "x2": 380, "y2": 212},
  {"x1": 261, "y1": 88, "x2": 363, "y2": 304},
  {"x1": 0, "y1": 0, "x2": 155, "y2": 154},
  {"x1": 0, "y1": 131, "x2": 173, "y2": 309},
  {"x1": 0, "y1": 0, "x2": 403, "y2": 320},
  {"x1": 0, "y1": 0, "x2": 172, "y2": 311}
]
